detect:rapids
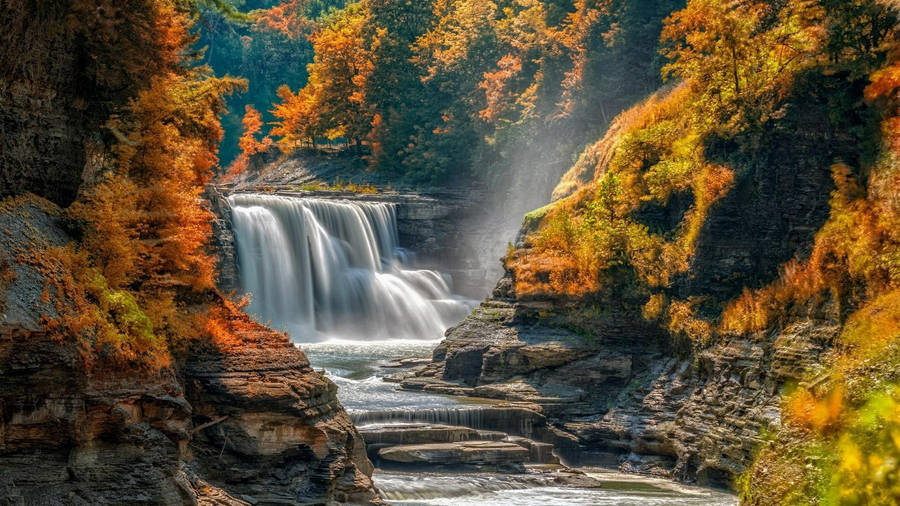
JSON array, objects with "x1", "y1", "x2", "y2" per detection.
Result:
[{"x1": 229, "y1": 193, "x2": 736, "y2": 505}]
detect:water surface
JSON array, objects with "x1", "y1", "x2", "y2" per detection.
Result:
[{"x1": 303, "y1": 341, "x2": 737, "y2": 506}]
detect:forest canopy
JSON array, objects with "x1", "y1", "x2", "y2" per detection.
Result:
[{"x1": 212, "y1": 0, "x2": 683, "y2": 184}]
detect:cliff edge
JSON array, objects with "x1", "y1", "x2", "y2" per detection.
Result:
[{"x1": 0, "y1": 196, "x2": 381, "y2": 505}]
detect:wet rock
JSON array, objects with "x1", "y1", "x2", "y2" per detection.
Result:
[
  {"x1": 505, "y1": 436, "x2": 559, "y2": 464},
  {"x1": 377, "y1": 441, "x2": 529, "y2": 469},
  {"x1": 205, "y1": 185, "x2": 239, "y2": 291},
  {"x1": 184, "y1": 333, "x2": 382, "y2": 505},
  {"x1": 350, "y1": 405, "x2": 548, "y2": 440},
  {"x1": 359, "y1": 424, "x2": 482, "y2": 445},
  {"x1": 380, "y1": 357, "x2": 433, "y2": 369},
  {"x1": 403, "y1": 285, "x2": 833, "y2": 487}
]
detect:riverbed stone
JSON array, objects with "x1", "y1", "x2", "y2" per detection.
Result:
[
  {"x1": 505, "y1": 436, "x2": 559, "y2": 464},
  {"x1": 358, "y1": 424, "x2": 481, "y2": 445},
  {"x1": 377, "y1": 441, "x2": 530, "y2": 468}
]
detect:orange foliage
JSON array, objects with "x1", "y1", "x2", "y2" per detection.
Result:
[
  {"x1": 238, "y1": 105, "x2": 273, "y2": 156},
  {"x1": 55, "y1": 0, "x2": 248, "y2": 368},
  {"x1": 506, "y1": 245, "x2": 601, "y2": 297},
  {"x1": 17, "y1": 243, "x2": 171, "y2": 370},
  {"x1": 666, "y1": 298, "x2": 712, "y2": 344},
  {"x1": 226, "y1": 105, "x2": 273, "y2": 181},
  {"x1": 785, "y1": 387, "x2": 845, "y2": 434},
  {"x1": 253, "y1": 0, "x2": 313, "y2": 40},
  {"x1": 76, "y1": 71, "x2": 243, "y2": 294},
  {"x1": 270, "y1": 5, "x2": 374, "y2": 149},
  {"x1": 204, "y1": 295, "x2": 289, "y2": 352},
  {"x1": 271, "y1": 83, "x2": 322, "y2": 149},
  {"x1": 557, "y1": 0, "x2": 606, "y2": 116},
  {"x1": 479, "y1": 54, "x2": 523, "y2": 122}
]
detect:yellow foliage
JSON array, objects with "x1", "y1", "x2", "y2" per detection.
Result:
[
  {"x1": 510, "y1": 77, "x2": 736, "y2": 303},
  {"x1": 666, "y1": 298, "x2": 712, "y2": 344},
  {"x1": 271, "y1": 4, "x2": 374, "y2": 150},
  {"x1": 642, "y1": 293, "x2": 667, "y2": 321},
  {"x1": 785, "y1": 387, "x2": 845, "y2": 434}
]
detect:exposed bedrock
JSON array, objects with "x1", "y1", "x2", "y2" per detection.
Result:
[
  {"x1": 0, "y1": 196, "x2": 381, "y2": 505},
  {"x1": 183, "y1": 336, "x2": 380, "y2": 505},
  {"x1": 357, "y1": 423, "x2": 559, "y2": 471},
  {"x1": 391, "y1": 83, "x2": 854, "y2": 487},
  {"x1": 377, "y1": 441, "x2": 530, "y2": 472},
  {"x1": 395, "y1": 297, "x2": 834, "y2": 487}
]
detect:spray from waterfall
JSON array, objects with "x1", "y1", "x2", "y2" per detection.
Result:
[{"x1": 229, "y1": 194, "x2": 473, "y2": 342}]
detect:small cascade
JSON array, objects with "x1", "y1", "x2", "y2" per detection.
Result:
[
  {"x1": 229, "y1": 194, "x2": 472, "y2": 341},
  {"x1": 350, "y1": 406, "x2": 544, "y2": 439}
]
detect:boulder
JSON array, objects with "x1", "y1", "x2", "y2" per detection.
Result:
[{"x1": 183, "y1": 334, "x2": 381, "y2": 505}]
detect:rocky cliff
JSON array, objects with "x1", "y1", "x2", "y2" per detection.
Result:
[
  {"x1": 395, "y1": 266, "x2": 836, "y2": 490},
  {"x1": 390, "y1": 73, "x2": 866, "y2": 488},
  {"x1": 0, "y1": 197, "x2": 382, "y2": 505}
]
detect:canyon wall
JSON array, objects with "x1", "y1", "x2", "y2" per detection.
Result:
[
  {"x1": 0, "y1": 197, "x2": 381, "y2": 505},
  {"x1": 391, "y1": 80, "x2": 859, "y2": 487}
]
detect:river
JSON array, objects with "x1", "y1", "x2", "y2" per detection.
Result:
[
  {"x1": 303, "y1": 340, "x2": 736, "y2": 505},
  {"x1": 230, "y1": 193, "x2": 737, "y2": 505}
]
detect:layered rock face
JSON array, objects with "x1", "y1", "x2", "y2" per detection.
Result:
[
  {"x1": 184, "y1": 336, "x2": 378, "y2": 504},
  {"x1": 0, "y1": 197, "x2": 381, "y2": 505},
  {"x1": 0, "y1": 6, "x2": 104, "y2": 208},
  {"x1": 0, "y1": 333, "x2": 195, "y2": 504},
  {"x1": 397, "y1": 293, "x2": 835, "y2": 487}
]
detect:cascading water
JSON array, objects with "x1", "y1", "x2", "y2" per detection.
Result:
[
  {"x1": 226, "y1": 192, "x2": 736, "y2": 505},
  {"x1": 229, "y1": 193, "x2": 472, "y2": 342}
]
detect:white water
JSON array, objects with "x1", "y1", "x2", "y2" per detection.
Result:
[
  {"x1": 229, "y1": 194, "x2": 473, "y2": 342},
  {"x1": 375, "y1": 470, "x2": 737, "y2": 505},
  {"x1": 230, "y1": 192, "x2": 736, "y2": 505},
  {"x1": 302, "y1": 341, "x2": 737, "y2": 506}
]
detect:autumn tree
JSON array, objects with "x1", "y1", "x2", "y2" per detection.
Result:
[
  {"x1": 59, "y1": 0, "x2": 246, "y2": 365},
  {"x1": 226, "y1": 104, "x2": 273, "y2": 179},
  {"x1": 362, "y1": 0, "x2": 435, "y2": 171},
  {"x1": 661, "y1": 0, "x2": 824, "y2": 130},
  {"x1": 264, "y1": 0, "x2": 685, "y2": 187},
  {"x1": 271, "y1": 4, "x2": 374, "y2": 151},
  {"x1": 271, "y1": 83, "x2": 324, "y2": 149},
  {"x1": 198, "y1": 0, "x2": 342, "y2": 164}
]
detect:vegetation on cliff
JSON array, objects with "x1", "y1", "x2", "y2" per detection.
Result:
[
  {"x1": 1, "y1": 0, "x2": 293, "y2": 370},
  {"x1": 504, "y1": 0, "x2": 900, "y2": 502}
]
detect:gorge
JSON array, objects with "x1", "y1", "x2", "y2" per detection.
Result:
[
  {"x1": 3, "y1": 0, "x2": 900, "y2": 503},
  {"x1": 218, "y1": 188, "x2": 739, "y2": 504}
]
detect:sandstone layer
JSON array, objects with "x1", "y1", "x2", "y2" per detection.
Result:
[{"x1": 0, "y1": 197, "x2": 382, "y2": 505}]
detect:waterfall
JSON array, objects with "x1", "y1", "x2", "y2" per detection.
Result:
[{"x1": 229, "y1": 193, "x2": 472, "y2": 342}]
